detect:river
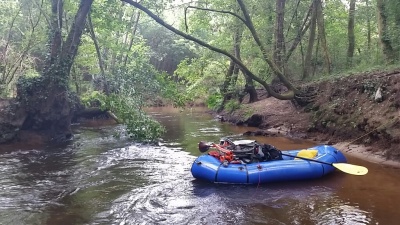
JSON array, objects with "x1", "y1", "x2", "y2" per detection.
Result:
[{"x1": 0, "y1": 107, "x2": 399, "y2": 225}]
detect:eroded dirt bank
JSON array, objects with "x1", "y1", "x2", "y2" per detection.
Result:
[{"x1": 219, "y1": 69, "x2": 400, "y2": 167}]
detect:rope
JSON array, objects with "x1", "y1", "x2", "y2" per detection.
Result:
[
  {"x1": 251, "y1": 163, "x2": 262, "y2": 199},
  {"x1": 257, "y1": 164, "x2": 261, "y2": 188},
  {"x1": 346, "y1": 117, "x2": 399, "y2": 146}
]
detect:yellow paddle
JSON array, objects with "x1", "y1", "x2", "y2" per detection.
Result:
[{"x1": 282, "y1": 153, "x2": 368, "y2": 175}]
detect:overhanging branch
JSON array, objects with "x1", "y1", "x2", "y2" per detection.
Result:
[
  {"x1": 184, "y1": 6, "x2": 246, "y2": 32},
  {"x1": 120, "y1": 0, "x2": 295, "y2": 100}
]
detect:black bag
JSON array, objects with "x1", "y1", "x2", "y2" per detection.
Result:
[
  {"x1": 230, "y1": 142, "x2": 256, "y2": 159},
  {"x1": 258, "y1": 144, "x2": 283, "y2": 161},
  {"x1": 227, "y1": 140, "x2": 283, "y2": 162}
]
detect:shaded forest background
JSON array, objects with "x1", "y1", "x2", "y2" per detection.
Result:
[{"x1": 0, "y1": 0, "x2": 399, "y2": 144}]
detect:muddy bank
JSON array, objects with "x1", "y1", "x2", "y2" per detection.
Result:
[
  {"x1": 334, "y1": 142, "x2": 400, "y2": 167},
  {"x1": 0, "y1": 103, "x2": 116, "y2": 152},
  {"x1": 218, "y1": 69, "x2": 400, "y2": 167}
]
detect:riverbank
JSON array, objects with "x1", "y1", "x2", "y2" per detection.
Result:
[
  {"x1": 334, "y1": 142, "x2": 400, "y2": 167},
  {"x1": 218, "y1": 69, "x2": 400, "y2": 167}
]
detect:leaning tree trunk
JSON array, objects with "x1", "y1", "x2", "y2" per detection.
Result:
[{"x1": 15, "y1": 0, "x2": 94, "y2": 143}]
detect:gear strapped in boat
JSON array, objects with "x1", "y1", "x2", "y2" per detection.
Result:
[{"x1": 206, "y1": 139, "x2": 283, "y2": 164}]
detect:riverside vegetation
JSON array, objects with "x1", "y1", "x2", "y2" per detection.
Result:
[{"x1": 0, "y1": 0, "x2": 399, "y2": 165}]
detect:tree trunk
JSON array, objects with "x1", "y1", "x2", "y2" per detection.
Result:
[
  {"x1": 271, "y1": 0, "x2": 286, "y2": 95},
  {"x1": 303, "y1": 0, "x2": 317, "y2": 80},
  {"x1": 220, "y1": 18, "x2": 258, "y2": 111},
  {"x1": 87, "y1": 11, "x2": 108, "y2": 93},
  {"x1": 219, "y1": 60, "x2": 236, "y2": 110},
  {"x1": 285, "y1": 1, "x2": 312, "y2": 62},
  {"x1": 61, "y1": 0, "x2": 94, "y2": 72},
  {"x1": 274, "y1": 0, "x2": 286, "y2": 71},
  {"x1": 243, "y1": 74, "x2": 258, "y2": 103},
  {"x1": 123, "y1": 11, "x2": 141, "y2": 67},
  {"x1": 233, "y1": 22, "x2": 257, "y2": 103},
  {"x1": 366, "y1": 0, "x2": 371, "y2": 49},
  {"x1": 111, "y1": 8, "x2": 125, "y2": 73},
  {"x1": 48, "y1": 0, "x2": 63, "y2": 63},
  {"x1": 220, "y1": 24, "x2": 246, "y2": 111},
  {"x1": 316, "y1": 0, "x2": 331, "y2": 73},
  {"x1": 347, "y1": 0, "x2": 356, "y2": 67},
  {"x1": 16, "y1": 0, "x2": 94, "y2": 143},
  {"x1": 87, "y1": 12, "x2": 105, "y2": 78},
  {"x1": 264, "y1": 2, "x2": 274, "y2": 46},
  {"x1": 377, "y1": 0, "x2": 396, "y2": 62}
]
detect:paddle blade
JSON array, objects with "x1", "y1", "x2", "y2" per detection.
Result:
[{"x1": 332, "y1": 163, "x2": 368, "y2": 175}]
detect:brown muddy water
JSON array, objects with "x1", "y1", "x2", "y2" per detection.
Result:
[{"x1": 0, "y1": 107, "x2": 399, "y2": 225}]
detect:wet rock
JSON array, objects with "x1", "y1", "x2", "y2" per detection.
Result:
[
  {"x1": 243, "y1": 130, "x2": 277, "y2": 137},
  {"x1": 215, "y1": 115, "x2": 225, "y2": 122},
  {"x1": 245, "y1": 114, "x2": 263, "y2": 127},
  {"x1": 0, "y1": 99, "x2": 27, "y2": 143},
  {"x1": 0, "y1": 123, "x2": 19, "y2": 144},
  {"x1": 287, "y1": 132, "x2": 309, "y2": 139},
  {"x1": 374, "y1": 86, "x2": 383, "y2": 102}
]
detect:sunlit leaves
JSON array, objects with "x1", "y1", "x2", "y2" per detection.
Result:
[{"x1": 0, "y1": 0, "x2": 47, "y2": 97}]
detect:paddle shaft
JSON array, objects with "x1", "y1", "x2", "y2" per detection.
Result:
[{"x1": 281, "y1": 152, "x2": 334, "y2": 166}]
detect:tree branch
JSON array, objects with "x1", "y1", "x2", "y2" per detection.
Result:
[
  {"x1": 184, "y1": 6, "x2": 247, "y2": 32},
  {"x1": 87, "y1": 11, "x2": 105, "y2": 78},
  {"x1": 285, "y1": 1, "x2": 313, "y2": 62},
  {"x1": 32, "y1": 0, "x2": 51, "y2": 26},
  {"x1": 236, "y1": 0, "x2": 298, "y2": 95},
  {"x1": 3, "y1": 6, "x2": 21, "y2": 64},
  {"x1": 124, "y1": 11, "x2": 141, "y2": 66},
  {"x1": 120, "y1": 0, "x2": 295, "y2": 100},
  {"x1": 61, "y1": 0, "x2": 94, "y2": 74}
]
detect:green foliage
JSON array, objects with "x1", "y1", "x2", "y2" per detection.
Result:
[
  {"x1": 0, "y1": 0, "x2": 47, "y2": 97},
  {"x1": 155, "y1": 72, "x2": 187, "y2": 107},
  {"x1": 206, "y1": 92, "x2": 223, "y2": 110},
  {"x1": 80, "y1": 91, "x2": 105, "y2": 107},
  {"x1": 16, "y1": 76, "x2": 44, "y2": 102},
  {"x1": 385, "y1": 0, "x2": 400, "y2": 55},
  {"x1": 80, "y1": 87, "x2": 165, "y2": 141},
  {"x1": 102, "y1": 93, "x2": 165, "y2": 141},
  {"x1": 140, "y1": 24, "x2": 196, "y2": 74},
  {"x1": 174, "y1": 56, "x2": 227, "y2": 106},
  {"x1": 243, "y1": 107, "x2": 254, "y2": 118},
  {"x1": 5, "y1": 0, "x2": 400, "y2": 143},
  {"x1": 225, "y1": 99, "x2": 241, "y2": 113}
]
